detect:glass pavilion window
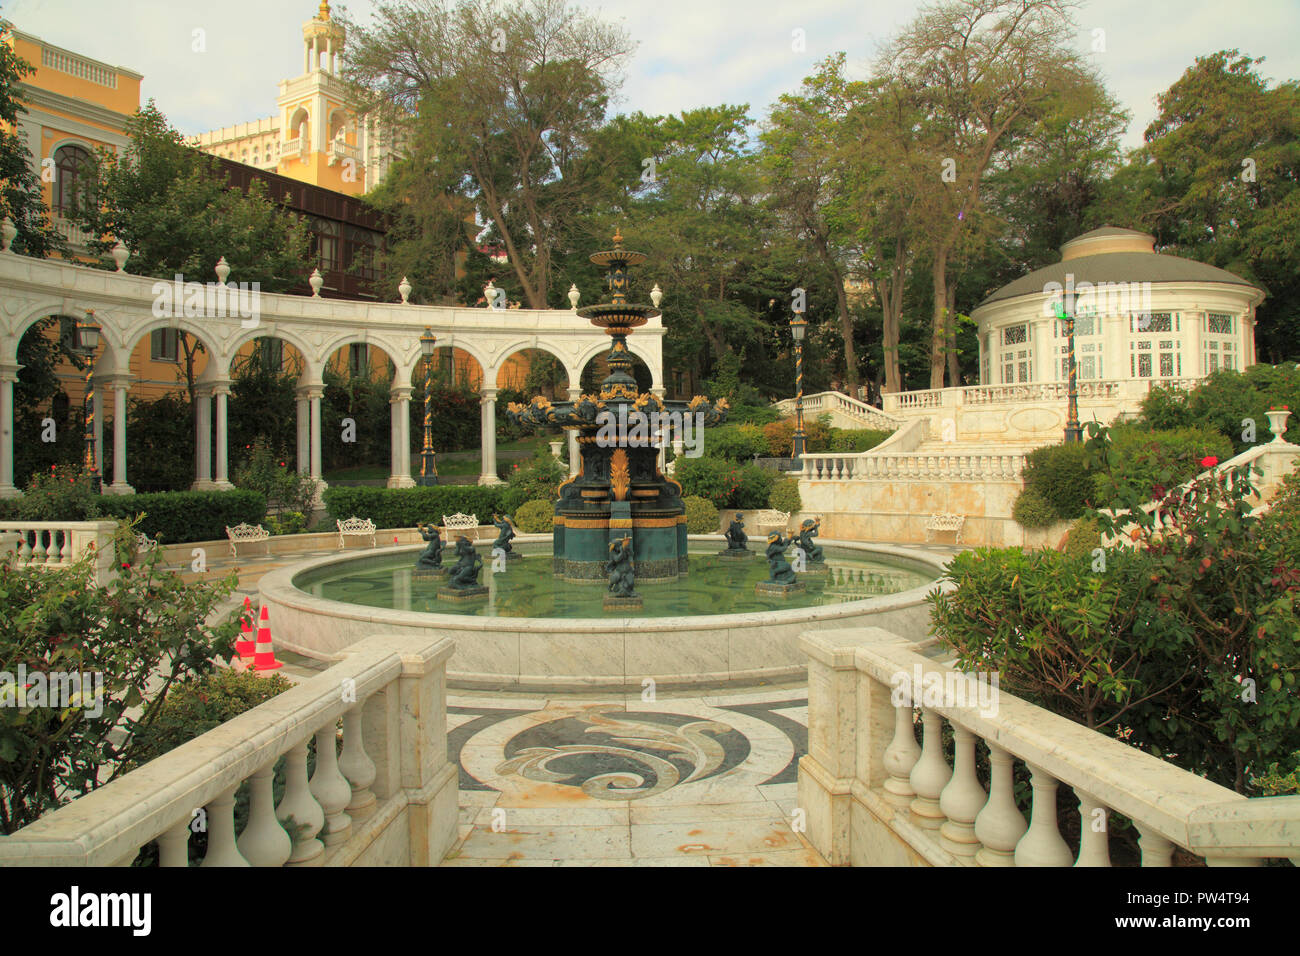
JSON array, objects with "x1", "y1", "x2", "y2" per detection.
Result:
[{"x1": 1000, "y1": 324, "x2": 1031, "y2": 383}]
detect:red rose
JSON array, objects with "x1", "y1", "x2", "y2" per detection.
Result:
[{"x1": 1201, "y1": 456, "x2": 1218, "y2": 468}]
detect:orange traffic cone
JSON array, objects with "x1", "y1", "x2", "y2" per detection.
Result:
[
  {"x1": 235, "y1": 597, "x2": 256, "y2": 664},
  {"x1": 252, "y1": 604, "x2": 283, "y2": 673}
]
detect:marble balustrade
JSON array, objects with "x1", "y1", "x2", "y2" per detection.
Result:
[
  {"x1": 0, "y1": 633, "x2": 458, "y2": 867},
  {"x1": 798, "y1": 627, "x2": 1300, "y2": 867},
  {"x1": 0, "y1": 520, "x2": 117, "y2": 584}
]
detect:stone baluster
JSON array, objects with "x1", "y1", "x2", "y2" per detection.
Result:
[
  {"x1": 310, "y1": 723, "x2": 353, "y2": 845},
  {"x1": 157, "y1": 819, "x2": 191, "y2": 867},
  {"x1": 883, "y1": 703, "x2": 921, "y2": 806},
  {"x1": 939, "y1": 726, "x2": 987, "y2": 857},
  {"x1": 59, "y1": 527, "x2": 72, "y2": 564},
  {"x1": 200, "y1": 786, "x2": 250, "y2": 866},
  {"x1": 908, "y1": 709, "x2": 951, "y2": 829},
  {"x1": 237, "y1": 763, "x2": 292, "y2": 866},
  {"x1": 974, "y1": 743, "x2": 1026, "y2": 866},
  {"x1": 1136, "y1": 823, "x2": 1174, "y2": 867},
  {"x1": 1074, "y1": 790, "x2": 1112, "y2": 867},
  {"x1": 1014, "y1": 763, "x2": 1074, "y2": 866},
  {"x1": 339, "y1": 703, "x2": 378, "y2": 820},
  {"x1": 30, "y1": 530, "x2": 47, "y2": 565},
  {"x1": 276, "y1": 742, "x2": 325, "y2": 865}
]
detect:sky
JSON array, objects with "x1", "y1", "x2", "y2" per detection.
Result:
[{"x1": 4, "y1": 0, "x2": 1299, "y2": 149}]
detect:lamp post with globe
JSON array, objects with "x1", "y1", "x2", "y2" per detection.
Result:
[
  {"x1": 76, "y1": 312, "x2": 102, "y2": 492},
  {"x1": 418, "y1": 327, "x2": 438, "y2": 486}
]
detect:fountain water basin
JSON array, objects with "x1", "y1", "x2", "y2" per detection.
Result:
[{"x1": 257, "y1": 536, "x2": 951, "y2": 690}]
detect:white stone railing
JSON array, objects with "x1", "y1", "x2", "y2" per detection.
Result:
[
  {"x1": 0, "y1": 520, "x2": 116, "y2": 584},
  {"x1": 51, "y1": 216, "x2": 98, "y2": 250},
  {"x1": 0, "y1": 633, "x2": 458, "y2": 867},
  {"x1": 330, "y1": 139, "x2": 361, "y2": 165},
  {"x1": 773, "y1": 391, "x2": 903, "y2": 430},
  {"x1": 41, "y1": 45, "x2": 118, "y2": 88},
  {"x1": 799, "y1": 627, "x2": 1300, "y2": 867},
  {"x1": 800, "y1": 450, "x2": 1025, "y2": 482},
  {"x1": 881, "y1": 377, "x2": 1208, "y2": 415}
]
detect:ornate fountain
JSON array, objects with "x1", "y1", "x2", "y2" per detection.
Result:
[{"x1": 507, "y1": 230, "x2": 728, "y2": 598}]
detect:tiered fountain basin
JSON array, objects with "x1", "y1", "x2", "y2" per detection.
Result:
[{"x1": 258, "y1": 536, "x2": 951, "y2": 690}]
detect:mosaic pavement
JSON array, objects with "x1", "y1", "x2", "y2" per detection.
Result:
[{"x1": 442, "y1": 687, "x2": 827, "y2": 866}]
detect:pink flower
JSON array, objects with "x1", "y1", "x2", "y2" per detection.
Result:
[{"x1": 1201, "y1": 456, "x2": 1218, "y2": 468}]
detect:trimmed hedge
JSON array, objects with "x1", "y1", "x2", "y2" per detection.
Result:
[
  {"x1": 1011, "y1": 487, "x2": 1057, "y2": 528},
  {"x1": 683, "y1": 496, "x2": 720, "y2": 534},
  {"x1": 827, "y1": 428, "x2": 893, "y2": 453},
  {"x1": 513, "y1": 498, "x2": 555, "y2": 533},
  {"x1": 1021, "y1": 442, "x2": 1094, "y2": 520},
  {"x1": 96, "y1": 489, "x2": 267, "y2": 544},
  {"x1": 769, "y1": 478, "x2": 802, "y2": 514},
  {"x1": 322, "y1": 485, "x2": 509, "y2": 528}
]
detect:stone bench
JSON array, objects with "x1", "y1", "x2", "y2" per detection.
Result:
[
  {"x1": 337, "y1": 516, "x2": 377, "y2": 549},
  {"x1": 441, "y1": 512, "x2": 483, "y2": 541},
  {"x1": 925, "y1": 512, "x2": 965, "y2": 544},
  {"x1": 226, "y1": 522, "x2": 271, "y2": 559}
]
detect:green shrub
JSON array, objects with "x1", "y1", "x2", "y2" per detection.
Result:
[
  {"x1": 16, "y1": 465, "x2": 101, "y2": 520},
  {"x1": 233, "y1": 440, "x2": 318, "y2": 515},
  {"x1": 674, "y1": 457, "x2": 734, "y2": 507},
  {"x1": 1140, "y1": 364, "x2": 1300, "y2": 454},
  {"x1": 322, "y1": 485, "x2": 508, "y2": 528},
  {"x1": 701, "y1": 423, "x2": 770, "y2": 462},
  {"x1": 732, "y1": 463, "x2": 776, "y2": 510},
  {"x1": 1094, "y1": 424, "x2": 1234, "y2": 506},
  {"x1": 267, "y1": 511, "x2": 307, "y2": 535},
  {"x1": 125, "y1": 669, "x2": 293, "y2": 769},
  {"x1": 1062, "y1": 515, "x2": 1101, "y2": 559},
  {"x1": 1011, "y1": 487, "x2": 1058, "y2": 528},
  {"x1": 683, "y1": 496, "x2": 720, "y2": 534},
  {"x1": 762, "y1": 416, "x2": 833, "y2": 455},
  {"x1": 827, "y1": 428, "x2": 893, "y2": 453},
  {"x1": 501, "y1": 449, "x2": 566, "y2": 513},
  {"x1": 769, "y1": 478, "x2": 802, "y2": 514},
  {"x1": 1021, "y1": 442, "x2": 1094, "y2": 520},
  {"x1": 513, "y1": 498, "x2": 555, "y2": 533},
  {"x1": 95, "y1": 489, "x2": 267, "y2": 544},
  {"x1": 725, "y1": 404, "x2": 780, "y2": 426}
]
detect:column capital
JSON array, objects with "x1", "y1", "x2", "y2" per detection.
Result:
[
  {"x1": 194, "y1": 383, "x2": 215, "y2": 398},
  {"x1": 300, "y1": 385, "x2": 325, "y2": 400},
  {"x1": 390, "y1": 385, "x2": 414, "y2": 402},
  {"x1": 99, "y1": 373, "x2": 136, "y2": 390},
  {"x1": 479, "y1": 386, "x2": 499, "y2": 401},
  {"x1": 567, "y1": 386, "x2": 582, "y2": 400},
  {"x1": 210, "y1": 380, "x2": 233, "y2": 398}
]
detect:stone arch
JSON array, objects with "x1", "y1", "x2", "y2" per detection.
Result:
[
  {"x1": 319, "y1": 332, "x2": 403, "y2": 384},
  {"x1": 575, "y1": 340, "x2": 661, "y2": 391},
  {"x1": 225, "y1": 325, "x2": 320, "y2": 382},
  {"x1": 489, "y1": 341, "x2": 575, "y2": 396}
]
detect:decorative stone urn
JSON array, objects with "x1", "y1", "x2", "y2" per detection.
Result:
[{"x1": 1266, "y1": 408, "x2": 1290, "y2": 444}]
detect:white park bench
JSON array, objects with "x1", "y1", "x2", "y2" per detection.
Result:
[
  {"x1": 226, "y1": 522, "x2": 271, "y2": 559},
  {"x1": 925, "y1": 512, "x2": 965, "y2": 544},
  {"x1": 337, "y1": 516, "x2": 377, "y2": 549},
  {"x1": 748, "y1": 509, "x2": 792, "y2": 533},
  {"x1": 441, "y1": 512, "x2": 482, "y2": 541}
]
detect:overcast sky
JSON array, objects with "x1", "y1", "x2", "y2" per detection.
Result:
[{"x1": 5, "y1": 0, "x2": 1298, "y2": 149}]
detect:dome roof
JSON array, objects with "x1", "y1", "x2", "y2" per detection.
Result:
[{"x1": 979, "y1": 227, "x2": 1261, "y2": 306}]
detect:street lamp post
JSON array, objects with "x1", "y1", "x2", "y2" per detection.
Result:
[
  {"x1": 418, "y1": 327, "x2": 438, "y2": 486},
  {"x1": 1056, "y1": 302, "x2": 1082, "y2": 443},
  {"x1": 789, "y1": 309, "x2": 808, "y2": 458},
  {"x1": 77, "y1": 311, "x2": 102, "y2": 492}
]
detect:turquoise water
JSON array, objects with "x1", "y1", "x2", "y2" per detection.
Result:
[{"x1": 295, "y1": 549, "x2": 933, "y2": 618}]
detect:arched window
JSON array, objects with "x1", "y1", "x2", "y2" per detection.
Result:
[{"x1": 52, "y1": 144, "x2": 93, "y2": 215}]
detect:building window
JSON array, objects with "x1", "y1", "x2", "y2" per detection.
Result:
[
  {"x1": 1207, "y1": 313, "x2": 1234, "y2": 335},
  {"x1": 1132, "y1": 312, "x2": 1175, "y2": 333},
  {"x1": 1002, "y1": 324, "x2": 1028, "y2": 346},
  {"x1": 314, "y1": 219, "x2": 340, "y2": 273},
  {"x1": 52, "y1": 144, "x2": 93, "y2": 215},
  {"x1": 348, "y1": 343, "x2": 368, "y2": 375},
  {"x1": 151, "y1": 328, "x2": 179, "y2": 362}
]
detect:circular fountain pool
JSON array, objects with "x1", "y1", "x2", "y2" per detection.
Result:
[{"x1": 258, "y1": 536, "x2": 950, "y2": 690}]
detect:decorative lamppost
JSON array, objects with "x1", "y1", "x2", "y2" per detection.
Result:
[
  {"x1": 76, "y1": 311, "x2": 102, "y2": 492},
  {"x1": 418, "y1": 327, "x2": 438, "y2": 485},
  {"x1": 1055, "y1": 301, "x2": 1082, "y2": 443},
  {"x1": 789, "y1": 307, "x2": 808, "y2": 458}
]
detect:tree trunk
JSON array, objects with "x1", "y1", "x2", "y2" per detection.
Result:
[
  {"x1": 929, "y1": 246, "x2": 949, "y2": 390},
  {"x1": 834, "y1": 280, "x2": 858, "y2": 394},
  {"x1": 881, "y1": 236, "x2": 908, "y2": 394},
  {"x1": 945, "y1": 283, "x2": 960, "y2": 386}
]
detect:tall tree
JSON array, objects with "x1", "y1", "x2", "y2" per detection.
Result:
[
  {"x1": 0, "y1": 23, "x2": 62, "y2": 257},
  {"x1": 881, "y1": 0, "x2": 1095, "y2": 388},
  {"x1": 341, "y1": 0, "x2": 633, "y2": 309}
]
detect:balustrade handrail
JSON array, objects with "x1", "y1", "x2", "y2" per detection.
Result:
[
  {"x1": 802, "y1": 628, "x2": 1300, "y2": 862},
  {"x1": 0, "y1": 633, "x2": 453, "y2": 866}
]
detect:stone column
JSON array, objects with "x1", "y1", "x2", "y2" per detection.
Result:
[
  {"x1": 388, "y1": 386, "x2": 415, "y2": 489},
  {"x1": 0, "y1": 368, "x2": 18, "y2": 498},
  {"x1": 92, "y1": 386, "x2": 104, "y2": 477},
  {"x1": 1185, "y1": 310, "x2": 1203, "y2": 379},
  {"x1": 567, "y1": 386, "x2": 582, "y2": 477},
  {"x1": 213, "y1": 383, "x2": 233, "y2": 490},
  {"x1": 106, "y1": 376, "x2": 133, "y2": 495},
  {"x1": 308, "y1": 386, "x2": 324, "y2": 482},
  {"x1": 295, "y1": 392, "x2": 310, "y2": 475},
  {"x1": 478, "y1": 386, "x2": 503, "y2": 486},
  {"x1": 192, "y1": 385, "x2": 213, "y2": 490}
]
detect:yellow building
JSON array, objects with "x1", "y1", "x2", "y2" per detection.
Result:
[
  {"x1": 189, "y1": 2, "x2": 396, "y2": 196},
  {"x1": 0, "y1": 20, "x2": 142, "y2": 250}
]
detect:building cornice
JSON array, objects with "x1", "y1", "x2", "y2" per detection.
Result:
[
  {"x1": 3, "y1": 25, "x2": 143, "y2": 80},
  {"x1": 18, "y1": 82, "x2": 136, "y2": 134}
]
